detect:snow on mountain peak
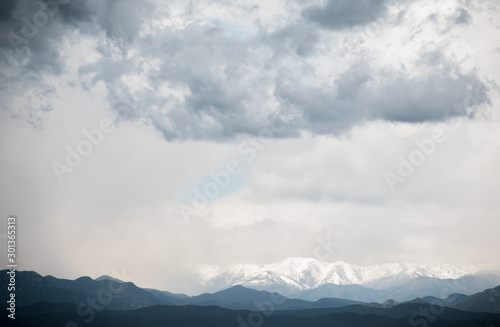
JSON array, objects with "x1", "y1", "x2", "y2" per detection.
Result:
[{"x1": 192, "y1": 258, "x2": 472, "y2": 294}]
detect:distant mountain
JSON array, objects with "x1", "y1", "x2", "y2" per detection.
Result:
[
  {"x1": 9, "y1": 302, "x2": 500, "y2": 327},
  {"x1": 379, "y1": 274, "x2": 500, "y2": 302},
  {"x1": 143, "y1": 288, "x2": 191, "y2": 304},
  {"x1": 0, "y1": 270, "x2": 362, "y2": 312},
  {"x1": 6, "y1": 268, "x2": 500, "y2": 320},
  {"x1": 0, "y1": 270, "x2": 168, "y2": 310},
  {"x1": 452, "y1": 285, "x2": 500, "y2": 313},
  {"x1": 423, "y1": 293, "x2": 469, "y2": 305},
  {"x1": 190, "y1": 258, "x2": 500, "y2": 302},
  {"x1": 143, "y1": 284, "x2": 363, "y2": 310},
  {"x1": 274, "y1": 302, "x2": 500, "y2": 322},
  {"x1": 185, "y1": 285, "x2": 363, "y2": 310},
  {"x1": 298, "y1": 283, "x2": 384, "y2": 302},
  {"x1": 94, "y1": 275, "x2": 192, "y2": 304},
  {"x1": 192, "y1": 258, "x2": 481, "y2": 297},
  {"x1": 365, "y1": 299, "x2": 399, "y2": 308},
  {"x1": 296, "y1": 274, "x2": 500, "y2": 302},
  {"x1": 95, "y1": 275, "x2": 126, "y2": 283},
  {"x1": 445, "y1": 293, "x2": 469, "y2": 305},
  {"x1": 189, "y1": 285, "x2": 297, "y2": 309}
]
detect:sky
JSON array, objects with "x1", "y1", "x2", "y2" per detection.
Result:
[{"x1": 0, "y1": 0, "x2": 499, "y2": 293}]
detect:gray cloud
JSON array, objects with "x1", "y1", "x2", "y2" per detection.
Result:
[
  {"x1": 0, "y1": 0, "x2": 16, "y2": 23},
  {"x1": 454, "y1": 8, "x2": 472, "y2": 25},
  {"x1": 274, "y1": 53, "x2": 489, "y2": 136},
  {"x1": 303, "y1": 0, "x2": 390, "y2": 30},
  {"x1": 87, "y1": 29, "x2": 489, "y2": 140},
  {"x1": 0, "y1": 0, "x2": 492, "y2": 139},
  {"x1": 266, "y1": 23, "x2": 319, "y2": 57},
  {"x1": 0, "y1": 0, "x2": 155, "y2": 126}
]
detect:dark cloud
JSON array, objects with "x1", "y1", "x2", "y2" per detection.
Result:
[
  {"x1": 0, "y1": 0, "x2": 92, "y2": 70},
  {"x1": 0, "y1": 0, "x2": 152, "y2": 61},
  {"x1": 77, "y1": 21, "x2": 297, "y2": 141},
  {"x1": 335, "y1": 62, "x2": 371, "y2": 100},
  {"x1": 370, "y1": 68, "x2": 489, "y2": 123},
  {"x1": 58, "y1": 0, "x2": 93, "y2": 25},
  {"x1": 0, "y1": 0, "x2": 156, "y2": 126},
  {"x1": 0, "y1": 0, "x2": 492, "y2": 140},
  {"x1": 274, "y1": 56, "x2": 489, "y2": 136},
  {"x1": 303, "y1": 0, "x2": 390, "y2": 30},
  {"x1": 0, "y1": 0, "x2": 16, "y2": 23},
  {"x1": 267, "y1": 23, "x2": 319, "y2": 57},
  {"x1": 84, "y1": 0, "x2": 155, "y2": 42}
]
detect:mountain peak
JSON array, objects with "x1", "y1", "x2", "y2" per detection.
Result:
[
  {"x1": 193, "y1": 258, "x2": 479, "y2": 297},
  {"x1": 95, "y1": 275, "x2": 126, "y2": 283}
]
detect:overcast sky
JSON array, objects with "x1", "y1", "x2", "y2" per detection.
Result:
[{"x1": 1, "y1": 0, "x2": 500, "y2": 293}]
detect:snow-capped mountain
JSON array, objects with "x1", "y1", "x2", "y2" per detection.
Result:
[{"x1": 192, "y1": 258, "x2": 474, "y2": 297}]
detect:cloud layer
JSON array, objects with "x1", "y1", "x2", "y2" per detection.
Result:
[
  {"x1": 0, "y1": 0, "x2": 491, "y2": 139},
  {"x1": 1, "y1": 0, "x2": 500, "y2": 291}
]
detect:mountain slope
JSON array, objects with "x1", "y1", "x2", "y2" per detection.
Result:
[
  {"x1": 423, "y1": 293, "x2": 469, "y2": 305},
  {"x1": 295, "y1": 274, "x2": 500, "y2": 302},
  {"x1": 0, "y1": 270, "x2": 365, "y2": 312},
  {"x1": 192, "y1": 258, "x2": 477, "y2": 296},
  {"x1": 192, "y1": 258, "x2": 500, "y2": 302},
  {"x1": 187, "y1": 285, "x2": 363, "y2": 310},
  {"x1": 0, "y1": 270, "x2": 169, "y2": 310},
  {"x1": 452, "y1": 285, "x2": 500, "y2": 313},
  {"x1": 143, "y1": 288, "x2": 191, "y2": 305},
  {"x1": 10, "y1": 302, "x2": 500, "y2": 327},
  {"x1": 274, "y1": 302, "x2": 500, "y2": 321},
  {"x1": 143, "y1": 284, "x2": 364, "y2": 310},
  {"x1": 298, "y1": 283, "x2": 385, "y2": 302}
]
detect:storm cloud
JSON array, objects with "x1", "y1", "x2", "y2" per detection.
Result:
[{"x1": 0, "y1": 0, "x2": 491, "y2": 139}]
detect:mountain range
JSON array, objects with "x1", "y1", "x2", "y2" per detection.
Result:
[
  {"x1": 6, "y1": 298, "x2": 500, "y2": 327},
  {"x1": 0, "y1": 271, "x2": 361, "y2": 311},
  {"x1": 3, "y1": 267, "x2": 500, "y2": 327},
  {"x1": 452, "y1": 284, "x2": 500, "y2": 313},
  {"x1": 0, "y1": 270, "x2": 166, "y2": 310},
  {"x1": 3, "y1": 267, "x2": 500, "y2": 313},
  {"x1": 194, "y1": 258, "x2": 469, "y2": 290},
  {"x1": 192, "y1": 258, "x2": 500, "y2": 301},
  {"x1": 6, "y1": 303, "x2": 500, "y2": 327}
]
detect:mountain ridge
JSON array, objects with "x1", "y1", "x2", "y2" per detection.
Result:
[
  {"x1": 191, "y1": 257, "x2": 497, "y2": 298},
  {"x1": 9, "y1": 301, "x2": 500, "y2": 327}
]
